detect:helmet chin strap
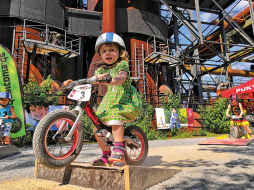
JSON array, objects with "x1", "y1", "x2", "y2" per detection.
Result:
[{"x1": 97, "y1": 57, "x2": 121, "y2": 69}]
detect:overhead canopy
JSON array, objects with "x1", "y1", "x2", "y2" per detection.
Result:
[{"x1": 221, "y1": 78, "x2": 254, "y2": 98}]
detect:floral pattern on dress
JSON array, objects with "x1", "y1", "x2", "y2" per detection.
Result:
[{"x1": 95, "y1": 61, "x2": 142, "y2": 125}]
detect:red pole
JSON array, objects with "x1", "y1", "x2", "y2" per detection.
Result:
[{"x1": 103, "y1": 0, "x2": 115, "y2": 33}]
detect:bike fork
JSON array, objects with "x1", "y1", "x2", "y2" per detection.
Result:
[{"x1": 52, "y1": 106, "x2": 83, "y2": 141}]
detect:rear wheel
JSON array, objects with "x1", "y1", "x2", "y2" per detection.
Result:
[
  {"x1": 124, "y1": 125, "x2": 148, "y2": 166},
  {"x1": 33, "y1": 110, "x2": 84, "y2": 169}
]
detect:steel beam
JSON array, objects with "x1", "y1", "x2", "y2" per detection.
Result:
[
  {"x1": 248, "y1": 0, "x2": 254, "y2": 37},
  {"x1": 160, "y1": 0, "x2": 200, "y2": 40},
  {"x1": 212, "y1": 0, "x2": 254, "y2": 46},
  {"x1": 189, "y1": 10, "x2": 203, "y2": 96},
  {"x1": 195, "y1": 0, "x2": 203, "y2": 44},
  {"x1": 173, "y1": 6, "x2": 181, "y2": 92}
]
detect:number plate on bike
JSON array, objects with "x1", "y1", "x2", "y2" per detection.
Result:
[{"x1": 67, "y1": 84, "x2": 92, "y2": 102}]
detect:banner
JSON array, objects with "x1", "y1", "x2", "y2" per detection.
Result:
[
  {"x1": 0, "y1": 45, "x2": 26, "y2": 138},
  {"x1": 155, "y1": 108, "x2": 194, "y2": 129},
  {"x1": 25, "y1": 105, "x2": 69, "y2": 130}
]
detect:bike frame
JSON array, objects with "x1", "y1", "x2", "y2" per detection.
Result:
[{"x1": 53, "y1": 100, "x2": 141, "y2": 147}]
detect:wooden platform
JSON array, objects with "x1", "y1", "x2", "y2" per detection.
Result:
[
  {"x1": 35, "y1": 161, "x2": 181, "y2": 190},
  {"x1": 0, "y1": 145, "x2": 20, "y2": 159}
]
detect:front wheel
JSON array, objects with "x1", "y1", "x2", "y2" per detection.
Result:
[
  {"x1": 232, "y1": 126, "x2": 238, "y2": 139},
  {"x1": 33, "y1": 109, "x2": 84, "y2": 169},
  {"x1": 124, "y1": 125, "x2": 148, "y2": 166}
]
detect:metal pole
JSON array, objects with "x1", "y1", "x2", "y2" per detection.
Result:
[
  {"x1": 173, "y1": 7, "x2": 181, "y2": 93},
  {"x1": 212, "y1": 0, "x2": 254, "y2": 46},
  {"x1": 190, "y1": 10, "x2": 203, "y2": 97},
  {"x1": 248, "y1": 0, "x2": 254, "y2": 37},
  {"x1": 195, "y1": 0, "x2": 203, "y2": 44},
  {"x1": 103, "y1": 0, "x2": 115, "y2": 33},
  {"x1": 45, "y1": 24, "x2": 48, "y2": 45},
  {"x1": 160, "y1": 0, "x2": 200, "y2": 40},
  {"x1": 12, "y1": 21, "x2": 16, "y2": 55},
  {"x1": 23, "y1": 20, "x2": 26, "y2": 40}
]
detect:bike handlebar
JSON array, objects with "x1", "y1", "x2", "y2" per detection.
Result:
[
  {"x1": 231, "y1": 115, "x2": 241, "y2": 120},
  {"x1": 64, "y1": 75, "x2": 112, "y2": 90}
]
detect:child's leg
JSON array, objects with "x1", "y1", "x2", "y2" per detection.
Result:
[
  {"x1": 243, "y1": 125, "x2": 252, "y2": 134},
  {"x1": 109, "y1": 125, "x2": 125, "y2": 162},
  {"x1": 93, "y1": 127, "x2": 111, "y2": 152},
  {"x1": 91, "y1": 127, "x2": 112, "y2": 166},
  {"x1": 4, "y1": 136, "x2": 10, "y2": 145},
  {"x1": 3, "y1": 123, "x2": 12, "y2": 145}
]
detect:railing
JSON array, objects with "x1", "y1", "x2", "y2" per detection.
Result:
[
  {"x1": 147, "y1": 35, "x2": 173, "y2": 56},
  {"x1": 21, "y1": 20, "x2": 80, "y2": 56},
  {"x1": 129, "y1": 59, "x2": 142, "y2": 80}
]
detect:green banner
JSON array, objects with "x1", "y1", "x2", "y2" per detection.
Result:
[{"x1": 0, "y1": 45, "x2": 26, "y2": 138}]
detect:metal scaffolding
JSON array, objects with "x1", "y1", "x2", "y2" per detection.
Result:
[{"x1": 155, "y1": 0, "x2": 254, "y2": 100}]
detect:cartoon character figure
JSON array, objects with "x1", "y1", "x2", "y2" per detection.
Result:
[{"x1": 0, "y1": 92, "x2": 17, "y2": 145}]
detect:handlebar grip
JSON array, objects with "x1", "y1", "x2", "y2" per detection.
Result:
[
  {"x1": 64, "y1": 81, "x2": 77, "y2": 89},
  {"x1": 99, "y1": 74, "x2": 112, "y2": 83}
]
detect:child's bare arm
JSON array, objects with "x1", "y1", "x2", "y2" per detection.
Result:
[
  {"x1": 226, "y1": 104, "x2": 231, "y2": 117},
  {"x1": 4, "y1": 107, "x2": 17, "y2": 120},
  {"x1": 97, "y1": 71, "x2": 127, "y2": 86}
]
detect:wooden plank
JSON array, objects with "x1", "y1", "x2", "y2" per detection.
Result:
[{"x1": 124, "y1": 165, "x2": 130, "y2": 190}]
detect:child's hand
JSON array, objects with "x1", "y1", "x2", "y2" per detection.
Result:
[
  {"x1": 96, "y1": 74, "x2": 108, "y2": 84},
  {"x1": 63, "y1": 79, "x2": 73, "y2": 87}
]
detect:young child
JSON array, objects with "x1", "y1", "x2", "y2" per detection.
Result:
[
  {"x1": 63, "y1": 32, "x2": 142, "y2": 166},
  {"x1": 0, "y1": 92, "x2": 17, "y2": 145},
  {"x1": 25, "y1": 105, "x2": 58, "y2": 130},
  {"x1": 226, "y1": 94, "x2": 252, "y2": 137},
  {"x1": 170, "y1": 108, "x2": 180, "y2": 129}
]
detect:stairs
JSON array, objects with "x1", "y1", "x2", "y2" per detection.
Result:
[
  {"x1": 12, "y1": 26, "x2": 28, "y2": 84},
  {"x1": 131, "y1": 43, "x2": 148, "y2": 97}
]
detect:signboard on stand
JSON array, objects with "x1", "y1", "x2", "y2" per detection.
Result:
[{"x1": 155, "y1": 108, "x2": 194, "y2": 129}]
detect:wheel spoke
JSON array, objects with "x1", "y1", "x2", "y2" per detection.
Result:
[{"x1": 44, "y1": 118, "x2": 79, "y2": 160}]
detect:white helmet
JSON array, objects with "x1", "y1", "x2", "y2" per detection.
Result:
[
  {"x1": 0, "y1": 92, "x2": 11, "y2": 99},
  {"x1": 95, "y1": 32, "x2": 125, "y2": 53}
]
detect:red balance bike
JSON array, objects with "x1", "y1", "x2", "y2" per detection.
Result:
[{"x1": 33, "y1": 75, "x2": 148, "y2": 168}]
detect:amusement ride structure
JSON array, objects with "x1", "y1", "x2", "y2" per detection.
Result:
[{"x1": 0, "y1": 0, "x2": 254, "y2": 109}]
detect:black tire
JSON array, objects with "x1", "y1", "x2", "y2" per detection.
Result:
[
  {"x1": 124, "y1": 125, "x2": 148, "y2": 166},
  {"x1": 33, "y1": 109, "x2": 84, "y2": 169}
]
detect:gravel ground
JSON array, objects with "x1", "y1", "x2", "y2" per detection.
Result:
[{"x1": 1, "y1": 137, "x2": 254, "y2": 189}]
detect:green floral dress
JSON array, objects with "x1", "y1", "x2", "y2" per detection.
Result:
[{"x1": 95, "y1": 61, "x2": 142, "y2": 125}]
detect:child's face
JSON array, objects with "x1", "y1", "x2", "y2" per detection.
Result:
[
  {"x1": 99, "y1": 43, "x2": 119, "y2": 65},
  {"x1": 172, "y1": 109, "x2": 176, "y2": 113},
  {"x1": 28, "y1": 105, "x2": 48, "y2": 121},
  {"x1": 0, "y1": 98, "x2": 9, "y2": 106}
]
